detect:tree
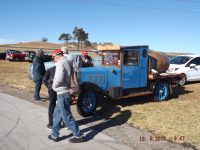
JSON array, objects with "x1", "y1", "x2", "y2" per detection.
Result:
[
  {"x1": 73, "y1": 27, "x2": 89, "y2": 50},
  {"x1": 84, "y1": 40, "x2": 92, "y2": 47},
  {"x1": 58, "y1": 33, "x2": 72, "y2": 46},
  {"x1": 41, "y1": 37, "x2": 48, "y2": 42}
]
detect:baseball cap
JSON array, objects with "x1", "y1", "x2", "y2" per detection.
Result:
[
  {"x1": 82, "y1": 50, "x2": 88, "y2": 56},
  {"x1": 51, "y1": 49, "x2": 63, "y2": 57}
]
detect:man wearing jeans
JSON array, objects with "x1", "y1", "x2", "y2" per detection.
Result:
[{"x1": 48, "y1": 49, "x2": 84, "y2": 143}]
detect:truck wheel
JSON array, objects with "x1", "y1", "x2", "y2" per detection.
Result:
[
  {"x1": 178, "y1": 74, "x2": 186, "y2": 86},
  {"x1": 77, "y1": 89, "x2": 99, "y2": 117},
  {"x1": 154, "y1": 81, "x2": 169, "y2": 101}
]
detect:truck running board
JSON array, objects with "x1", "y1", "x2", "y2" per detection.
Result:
[{"x1": 114, "y1": 91, "x2": 153, "y2": 100}]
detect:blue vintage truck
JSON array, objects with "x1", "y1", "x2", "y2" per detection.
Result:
[{"x1": 76, "y1": 45, "x2": 183, "y2": 117}]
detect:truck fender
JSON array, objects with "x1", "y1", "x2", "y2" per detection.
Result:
[
  {"x1": 151, "y1": 79, "x2": 172, "y2": 95},
  {"x1": 79, "y1": 82, "x2": 103, "y2": 94}
]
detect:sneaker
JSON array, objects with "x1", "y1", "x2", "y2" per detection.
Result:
[
  {"x1": 46, "y1": 124, "x2": 52, "y2": 130},
  {"x1": 34, "y1": 97, "x2": 41, "y2": 100},
  {"x1": 69, "y1": 135, "x2": 85, "y2": 143},
  {"x1": 48, "y1": 135, "x2": 59, "y2": 142},
  {"x1": 34, "y1": 100, "x2": 40, "y2": 102}
]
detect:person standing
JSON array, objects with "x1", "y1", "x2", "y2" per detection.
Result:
[
  {"x1": 32, "y1": 49, "x2": 45, "y2": 101},
  {"x1": 48, "y1": 49, "x2": 84, "y2": 143},
  {"x1": 81, "y1": 50, "x2": 93, "y2": 67},
  {"x1": 42, "y1": 66, "x2": 57, "y2": 129},
  {"x1": 61, "y1": 46, "x2": 74, "y2": 65}
]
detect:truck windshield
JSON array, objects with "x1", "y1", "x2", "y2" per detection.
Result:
[
  {"x1": 170, "y1": 56, "x2": 192, "y2": 64},
  {"x1": 102, "y1": 51, "x2": 120, "y2": 66}
]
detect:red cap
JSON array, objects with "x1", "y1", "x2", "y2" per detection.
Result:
[
  {"x1": 82, "y1": 50, "x2": 88, "y2": 56},
  {"x1": 51, "y1": 49, "x2": 63, "y2": 56}
]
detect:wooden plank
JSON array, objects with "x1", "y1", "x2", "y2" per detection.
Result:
[{"x1": 97, "y1": 45, "x2": 120, "y2": 51}]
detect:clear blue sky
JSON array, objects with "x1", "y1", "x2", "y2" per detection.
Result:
[{"x1": 0, "y1": 0, "x2": 200, "y2": 54}]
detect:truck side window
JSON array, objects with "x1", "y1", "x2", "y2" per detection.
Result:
[
  {"x1": 124, "y1": 51, "x2": 139, "y2": 66},
  {"x1": 102, "y1": 51, "x2": 120, "y2": 66}
]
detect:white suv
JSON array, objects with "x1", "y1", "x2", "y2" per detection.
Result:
[{"x1": 166, "y1": 55, "x2": 200, "y2": 85}]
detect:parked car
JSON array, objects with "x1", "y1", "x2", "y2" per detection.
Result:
[
  {"x1": 0, "y1": 52, "x2": 6, "y2": 59},
  {"x1": 28, "y1": 50, "x2": 101, "y2": 80},
  {"x1": 5, "y1": 49, "x2": 20, "y2": 60},
  {"x1": 6, "y1": 50, "x2": 26, "y2": 61},
  {"x1": 28, "y1": 61, "x2": 55, "y2": 80},
  {"x1": 166, "y1": 55, "x2": 200, "y2": 85},
  {"x1": 24, "y1": 51, "x2": 36, "y2": 62},
  {"x1": 26, "y1": 51, "x2": 52, "y2": 63},
  {"x1": 167, "y1": 55, "x2": 177, "y2": 61}
]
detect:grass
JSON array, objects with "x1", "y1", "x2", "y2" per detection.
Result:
[
  {"x1": 126, "y1": 96, "x2": 200, "y2": 145},
  {"x1": 99, "y1": 84, "x2": 200, "y2": 148},
  {"x1": 0, "y1": 60, "x2": 47, "y2": 95},
  {"x1": 0, "y1": 59, "x2": 200, "y2": 148},
  {"x1": 0, "y1": 42, "x2": 60, "y2": 51}
]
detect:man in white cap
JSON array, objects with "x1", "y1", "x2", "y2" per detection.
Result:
[{"x1": 61, "y1": 46, "x2": 73, "y2": 66}]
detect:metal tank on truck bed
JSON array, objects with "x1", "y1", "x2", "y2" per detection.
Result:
[{"x1": 76, "y1": 45, "x2": 184, "y2": 117}]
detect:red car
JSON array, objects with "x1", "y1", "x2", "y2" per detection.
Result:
[{"x1": 7, "y1": 50, "x2": 26, "y2": 61}]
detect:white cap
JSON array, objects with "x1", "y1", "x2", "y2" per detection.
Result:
[{"x1": 61, "y1": 46, "x2": 68, "y2": 54}]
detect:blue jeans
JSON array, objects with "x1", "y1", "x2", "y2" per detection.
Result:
[
  {"x1": 34, "y1": 79, "x2": 42, "y2": 100},
  {"x1": 52, "y1": 92, "x2": 82, "y2": 138}
]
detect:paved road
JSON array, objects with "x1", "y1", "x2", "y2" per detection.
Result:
[{"x1": 0, "y1": 92, "x2": 133, "y2": 150}]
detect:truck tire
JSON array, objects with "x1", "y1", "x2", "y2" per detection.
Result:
[
  {"x1": 77, "y1": 89, "x2": 99, "y2": 117},
  {"x1": 154, "y1": 81, "x2": 169, "y2": 101}
]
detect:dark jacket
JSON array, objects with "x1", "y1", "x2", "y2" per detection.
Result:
[
  {"x1": 82, "y1": 55, "x2": 93, "y2": 67},
  {"x1": 43, "y1": 66, "x2": 56, "y2": 89},
  {"x1": 32, "y1": 56, "x2": 45, "y2": 81}
]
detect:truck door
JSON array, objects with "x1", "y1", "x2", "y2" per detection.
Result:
[
  {"x1": 122, "y1": 46, "x2": 148, "y2": 89},
  {"x1": 185, "y1": 57, "x2": 200, "y2": 81}
]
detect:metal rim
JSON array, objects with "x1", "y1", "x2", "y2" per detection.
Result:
[
  {"x1": 155, "y1": 82, "x2": 168, "y2": 101},
  {"x1": 82, "y1": 91, "x2": 97, "y2": 113},
  {"x1": 179, "y1": 76, "x2": 186, "y2": 86}
]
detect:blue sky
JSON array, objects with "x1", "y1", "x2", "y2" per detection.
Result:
[{"x1": 0, "y1": 0, "x2": 200, "y2": 54}]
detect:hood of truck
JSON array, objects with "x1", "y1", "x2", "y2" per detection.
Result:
[{"x1": 79, "y1": 66, "x2": 121, "y2": 90}]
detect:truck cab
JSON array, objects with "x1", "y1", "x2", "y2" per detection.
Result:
[{"x1": 77, "y1": 45, "x2": 180, "y2": 117}]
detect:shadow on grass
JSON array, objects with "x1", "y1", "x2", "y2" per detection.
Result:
[{"x1": 171, "y1": 85, "x2": 193, "y2": 99}]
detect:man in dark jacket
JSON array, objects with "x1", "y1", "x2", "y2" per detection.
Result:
[
  {"x1": 81, "y1": 50, "x2": 93, "y2": 67},
  {"x1": 32, "y1": 49, "x2": 45, "y2": 101},
  {"x1": 43, "y1": 66, "x2": 56, "y2": 129}
]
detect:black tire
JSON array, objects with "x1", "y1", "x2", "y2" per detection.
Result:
[
  {"x1": 77, "y1": 89, "x2": 99, "y2": 117},
  {"x1": 14, "y1": 57, "x2": 19, "y2": 61},
  {"x1": 178, "y1": 74, "x2": 187, "y2": 86},
  {"x1": 154, "y1": 81, "x2": 170, "y2": 102}
]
